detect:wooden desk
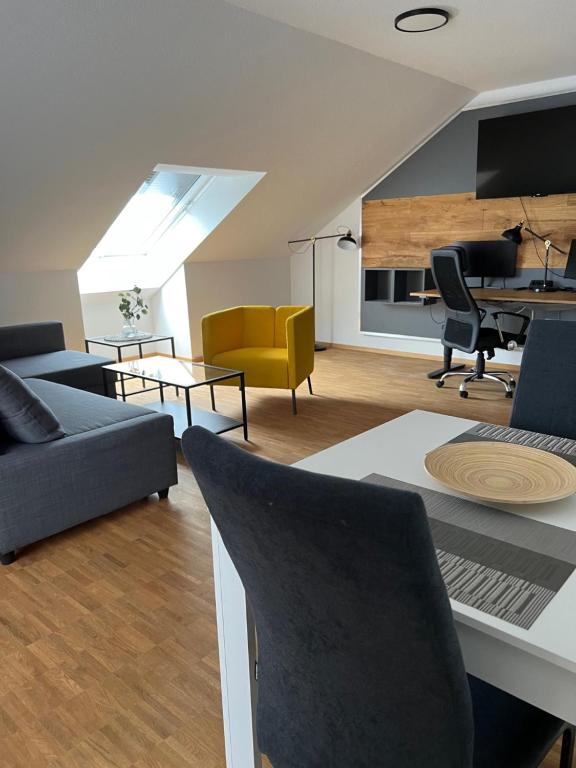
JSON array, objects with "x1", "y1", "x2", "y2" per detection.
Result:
[
  {"x1": 412, "y1": 287, "x2": 576, "y2": 304},
  {"x1": 212, "y1": 411, "x2": 576, "y2": 767}
]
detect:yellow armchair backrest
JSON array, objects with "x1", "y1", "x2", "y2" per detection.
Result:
[
  {"x1": 202, "y1": 307, "x2": 243, "y2": 363},
  {"x1": 274, "y1": 305, "x2": 308, "y2": 348},
  {"x1": 242, "y1": 307, "x2": 276, "y2": 347}
]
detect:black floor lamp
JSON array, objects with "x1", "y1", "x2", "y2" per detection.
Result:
[{"x1": 288, "y1": 229, "x2": 358, "y2": 351}]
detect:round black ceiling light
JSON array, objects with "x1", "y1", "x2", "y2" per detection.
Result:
[{"x1": 394, "y1": 8, "x2": 450, "y2": 33}]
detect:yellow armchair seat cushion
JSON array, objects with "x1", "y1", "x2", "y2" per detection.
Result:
[{"x1": 212, "y1": 347, "x2": 289, "y2": 389}]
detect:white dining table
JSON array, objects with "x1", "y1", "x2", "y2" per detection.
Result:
[{"x1": 210, "y1": 410, "x2": 576, "y2": 768}]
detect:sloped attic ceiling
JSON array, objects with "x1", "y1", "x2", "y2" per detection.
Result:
[{"x1": 0, "y1": 0, "x2": 473, "y2": 274}]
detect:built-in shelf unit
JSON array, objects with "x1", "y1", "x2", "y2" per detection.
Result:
[{"x1": 363, "y1": 268, "x2": 434, "y2": 305}]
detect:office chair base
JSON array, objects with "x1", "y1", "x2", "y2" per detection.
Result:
[{"x1": 437, "y1": 368, "x2": 515, "y2": 398}]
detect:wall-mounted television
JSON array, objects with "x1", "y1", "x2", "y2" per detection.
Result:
[{"x1": 476, "y1": 104, "x2": 576, "y2": 200}]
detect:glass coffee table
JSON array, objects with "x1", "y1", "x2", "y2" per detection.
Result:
[{"x1": 103, "y1": 355, "x2": 248, "y2": 440}]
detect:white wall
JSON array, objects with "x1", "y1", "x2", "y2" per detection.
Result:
[
  {"x1": 81, "y1": 291, "x2": 156, "y2": 339},
  {"x1": 185, "y1": 258, "x2": 291, "y2": 356},
  {"x1": 151, "y1": 267, "x2": 192, "y2": 359},
  {"x1": 0, "y1": 270, "x2": 85, "y2": 351},
  {"x1": 80, "y1": 257, "x2": 289, "y2": 360},
  {"x1": 0, "y1": 1, "x2": 472, "y2": 274},
  {"x1": 290, "y1": 199, "x2": 524, "y2": 366}
]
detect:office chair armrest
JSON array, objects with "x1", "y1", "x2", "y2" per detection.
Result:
[{"x1": 492, "y1": 312, "x2": 530, "y2": 344}]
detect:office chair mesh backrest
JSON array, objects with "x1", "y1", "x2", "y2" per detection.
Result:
[
  {"x1": 431, "y1": 247, "x2": 481, "y2": 354},
  {"x1": 182, "y1": 426, "x2": 474, "y2": 768},
  {"x1": 511, "y1": 319, "x2": 576, "y2": 440}
]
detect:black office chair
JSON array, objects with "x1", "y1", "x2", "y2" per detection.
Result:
[
  {"x1": 182, "y1": 426, "x2": 574, "y2": 768},
  {"x1": 511, "y1": 319, "x2": 576, "y2": 439},
  {"x1": 431, "y1": 247, "x2": 529, "y2": 398}
]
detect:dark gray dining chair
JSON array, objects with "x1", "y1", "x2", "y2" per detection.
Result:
[
  {"x1": 511, "y1": 319, "x2": 576, "y2": 440},
  {"x1": 182, "y1": 426, "x2": 574, "y2": 768}
]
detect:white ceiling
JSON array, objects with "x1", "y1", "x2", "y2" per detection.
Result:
[
  {"x1": 225, "y1": 0, "x2": 576, "y2": 91},
  {"x1": 0, "y1": 0, "x2": 472, "y2": 273}
]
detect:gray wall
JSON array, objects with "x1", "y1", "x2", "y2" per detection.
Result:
[{"x1": 361, "y1": 91, "x2": 576, "y2": 338}]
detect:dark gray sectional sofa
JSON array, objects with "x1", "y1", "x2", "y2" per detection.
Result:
[
  {"x1": 0, "y1": 321, "x2": 115, "y2": 396},
  {"x1": 0, "y1": 322, "x2": 178, "y2": 564}
]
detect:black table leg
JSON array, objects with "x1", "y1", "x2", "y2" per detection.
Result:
[
  {"x1": 120, "y1": 373, "x2": 126, "y2": 401},
  {"x1": 240, "y1": 373, "x2": 248, "y2": 441},
  {"x1": 85, "y1": 340, "x2": 90, "y2": 353},
  {"x1": 170, "y1": 338, "x2": 179, "y2": 396},
  {"x1": 138, "y1": 343, "x2": 145, "y2": 385},
  {"x1": 185, "y1": 389, "x2": 192, "y2": 427},
  {"x1": 160, "y1": 382, "x2": 165, "y2": 403},
  {"x1": 427, "y1": 345, "x2": 466, "y2": 380},
  {"x1": 210, "y1": 385, "x2": 216, "y2": 411},
  {"x1": 103, "y1": 368, "x2": 109, "y2": 397}
]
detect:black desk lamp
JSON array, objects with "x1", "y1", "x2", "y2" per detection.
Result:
[
  {"x1": 502, "y1": 221, "x2": 568, "y2": 292},
  {"x1": 288, "y1": 230, "x2": 359, "y2": 351}
]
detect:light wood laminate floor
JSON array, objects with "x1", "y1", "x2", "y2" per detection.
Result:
[{"x1": 0, "y1": 349, "x2": 562, "y2": 767}]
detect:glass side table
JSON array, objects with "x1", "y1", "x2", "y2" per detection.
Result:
[{"x1": 85, "y1": 333, "x2": 176, "y2": 362}]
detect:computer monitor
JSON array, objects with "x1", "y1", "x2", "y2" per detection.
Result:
[
  {"x1": 564, "y1": 240, "x2": 576, "y2": 280},
  {"x1": 451, "y1": 240, "x2": 517, "y2": 286}
]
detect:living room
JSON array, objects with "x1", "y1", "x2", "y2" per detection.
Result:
[{"x1": 1, "y1": 2, "x2": 576, "y2": 767}]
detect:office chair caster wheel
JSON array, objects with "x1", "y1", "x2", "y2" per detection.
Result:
[
  {"x1": 459, "y1": 390, "x2": 468, "y2": 399},
  {"x1": 506, "y1": 391, "x2": 513, "y2": 398},
  {"x1": 436, "y1": 380, "x2": 445, "y2": 388}
]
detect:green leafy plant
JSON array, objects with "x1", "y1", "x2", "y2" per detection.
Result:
[{"x1": 118, "y1": 286, "x2": 149, "y2": 322}]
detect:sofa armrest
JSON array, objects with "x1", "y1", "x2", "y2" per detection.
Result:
[
  {"x1": 202, "y1": 307, "x2": 244, "y2": 363},
  {"x1": 0, "y1": 322, "x2": 65, "y2": 361},
  {"x1": 286, "y1": 307, "x2": 315, "y2": 389}
]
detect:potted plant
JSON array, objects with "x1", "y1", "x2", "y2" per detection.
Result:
[{"x1": 118, "y1": 286, "x2": 149, "y2": 337}]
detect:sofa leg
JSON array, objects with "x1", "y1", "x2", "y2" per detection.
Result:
[
  {"x1": 1, "y1": 551, "x2": 16, "y2": 566},
  {"x1": 291, "y1": 390, "x2": 297, "y2": 415},
  {"x1": 158, "y1": 488, "x2": 169, "y2": 500},
  {"x1": 307, "y1": 376, "x2": 313, "y2": 395}
]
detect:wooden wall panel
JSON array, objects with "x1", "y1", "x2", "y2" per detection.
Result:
[{"x1": 362, "y1": 192, "x2": 576, "y2": 269}]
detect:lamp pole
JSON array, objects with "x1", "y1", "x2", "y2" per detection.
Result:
[{"x1": 288, "y1": 233, "x2": 351, "y2": 352}]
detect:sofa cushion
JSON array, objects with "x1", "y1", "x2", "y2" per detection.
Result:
[
  {"x1": 212, "y1": 347, "x2": 289, "y2": 388},
  {"x1": 2, "y1": 350, "x2": 115, "y2": 395},
  {"x1": 25, "y1": 379, "x2": 154, "y2": 436},
  {"x1": 0, "y1": 365, "x2": 65, "y2": 444}
]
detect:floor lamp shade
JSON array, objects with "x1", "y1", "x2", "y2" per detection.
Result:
[{"x1": 337, "y1": 231, "x2": 358, "y2": 250}]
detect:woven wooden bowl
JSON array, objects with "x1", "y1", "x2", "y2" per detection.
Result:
[{"x1": 424, "y1": 441, "x2": 576, "y2": 504}]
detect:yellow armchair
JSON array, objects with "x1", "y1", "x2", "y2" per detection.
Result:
[{"x1": 202, "y1": 305, "x2": 314, "y2": 413}]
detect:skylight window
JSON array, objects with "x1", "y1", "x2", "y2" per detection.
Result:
[
  {"x1": 94, "y1": 170, "x2": 201, "y2": 259},
  {"x1": 78, "y1": 164, "x2": 265, "y2": 294}
]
